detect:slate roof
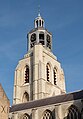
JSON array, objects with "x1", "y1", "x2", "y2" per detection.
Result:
[{"x1": 10, "y1": 90, "x2": 83, "y2": 112}]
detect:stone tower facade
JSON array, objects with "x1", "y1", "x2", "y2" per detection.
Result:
[
  {"x1": 9, "y1": 14, "x2": 83, "y2": 119},
  {"x1": 13, "y1": 14, "x2": 66, "y2": 105}
]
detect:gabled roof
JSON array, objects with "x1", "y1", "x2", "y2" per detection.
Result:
[
  {"x1": 0, "y1": 83, "x2": 9, "y2": 101},
  {"x1": 10, "y1": 90, "x2": 83, "y2": 112}
]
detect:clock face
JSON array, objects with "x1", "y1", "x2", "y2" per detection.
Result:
[
  {"x1": 30, "y1": 33, "x2": 36, "y2": 42},
  {"x1": 47, "y1": 34, "x2": 51, "y2": 43}
]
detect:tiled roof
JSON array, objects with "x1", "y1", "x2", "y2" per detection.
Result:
[{"x1": 10, "y1": 90, "x2": 83, "y2": 112}]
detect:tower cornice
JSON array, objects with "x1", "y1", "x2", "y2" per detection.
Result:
[{"x1": 28, "y1": 27, "x2": 52, "y2": 35}]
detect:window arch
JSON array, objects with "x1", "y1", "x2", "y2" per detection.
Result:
[
  {"x1": 24, "y1": 65, "x2": 29, "y2": 83},
  {"x1": 53, "y1": 67, "x2": 57, "y2": 85},
  {"x1": 39, "y1": 32, "x2": 44, "y2": 45},
  {"x1": 22, "y1": 92, "x2": 29, "y2": 103},
  {"x1": 42, "y1": 110, "x2": 53, "y2": 119},
  {"x1": 46, "y1": 63, "x2": 50, "y2": 82},
  {"x1": 66, "y1": 105, "x2": 81, "y2": 119},
  {"x1": 22, "y1": 113, "x2": 30, "y2": 119}
]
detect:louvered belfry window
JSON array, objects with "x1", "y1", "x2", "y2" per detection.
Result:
[
  {"x1": 25, "y1": 65, "x2": 29, "y2": 83},
  {"x1": 53, "y1": 68, "x2": 57, "y2": 85},
  {"x1": 46, "y1": 64, "x2": 50, "y2": 82}
]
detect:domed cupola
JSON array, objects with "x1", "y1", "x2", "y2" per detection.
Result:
[
  {"x1": 27, "y1": 13, "x2": 52, "y2": 51},
  {"x1": 34, "y1": 13, "x2": 45, "y2": 28}
]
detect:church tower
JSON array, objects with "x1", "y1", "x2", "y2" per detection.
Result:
[{"x1": 13, "y1": 13, "x2": 66, "y2": 105}]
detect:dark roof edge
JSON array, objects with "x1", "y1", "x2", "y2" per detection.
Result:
[{"x1": 10, "y1": 90, "x2": 83, "y2": 112}]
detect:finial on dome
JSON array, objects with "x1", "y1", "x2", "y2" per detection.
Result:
[
  {"x1": 38, "y1": 5, "x2": 41, "y2": 17},
  {"x1": 38, "y1": 13, "x2": 41, "y2": 17},
  {"x1": 34, "y1": 5, "x2": 45, "y2": 28}
]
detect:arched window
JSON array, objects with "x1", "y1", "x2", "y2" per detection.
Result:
[
  {"x1": 25, "y1": 65, "x2": 29, "y2": 83},
  {"x1": 46, "y1": 63, "x2": 50, "y2": 82},
  {"x1": 53, "y1": 67, "x2": 57, "y2": 85},
  {"x1": 36, "y1": 20, "x2": 38, "y2": 27},
  {"x1": 22, "y1": 114, "x2": 30, "y2": 119},
  {"x1": 22, "y1": 92, "x2": 29, "y2": 103},
  {"x1": 43, "y1": 110, "x2": 53, "y2": 119},
  {"x1": 39, "y1": 32, "x2": 44, "y2": 45},
  {"x1": 66, "y1": 105, "x2": 81, "y2": 119}
]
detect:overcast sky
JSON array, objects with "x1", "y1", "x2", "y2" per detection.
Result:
[{"x1": 0, "y1": 0, "x2": 83, "y2": 105}]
